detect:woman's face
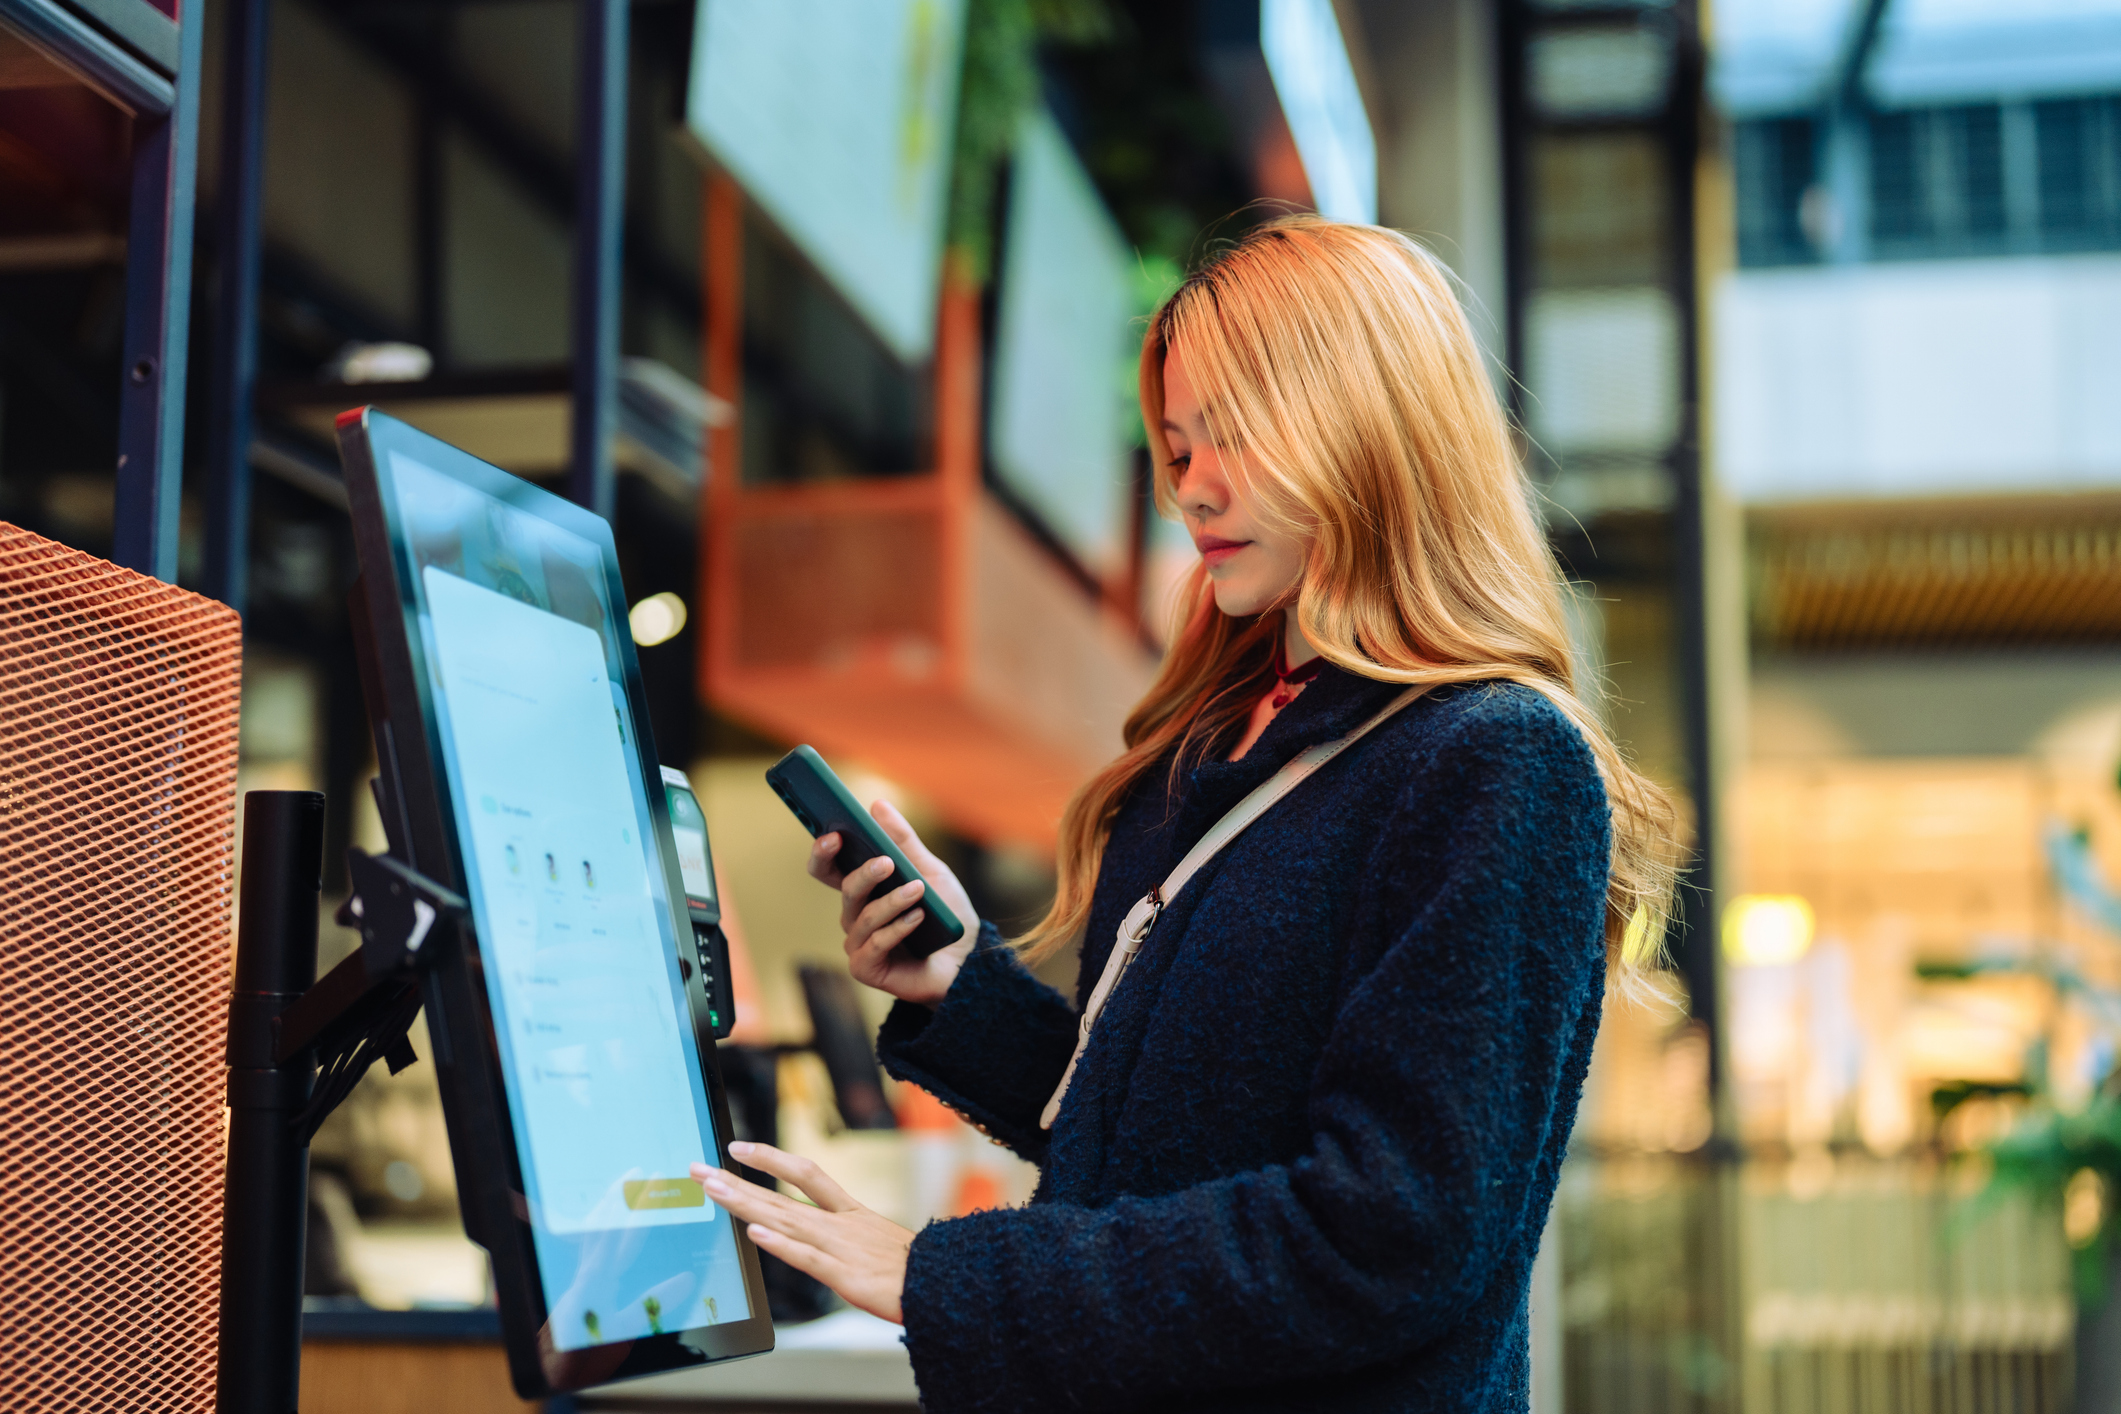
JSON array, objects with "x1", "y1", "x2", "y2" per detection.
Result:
[{"x1": 1161, "y1": 349, "x2": 1308, "y2": 618}]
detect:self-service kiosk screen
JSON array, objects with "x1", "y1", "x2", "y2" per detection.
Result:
[{"x1": 381, "y1": 448, "x2": 752, "y2": 1352}]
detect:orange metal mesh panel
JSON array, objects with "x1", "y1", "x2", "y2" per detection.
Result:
[
  {"x1": 732, "y1": 506, "x2": 941, "y2": 669},
  {"x1": 0, "y1": 523, "x2": 242, "y2": 1412}
]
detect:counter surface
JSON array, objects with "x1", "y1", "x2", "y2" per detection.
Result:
[{"x1": 580, "y1": 1309, "x2": 917, "y2": 1409}]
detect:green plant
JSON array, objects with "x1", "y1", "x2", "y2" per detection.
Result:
[
  {"x1": 583, "y1": 1309, "x2": 601, "y2": 1342},
  {"x1": 1981, "y1": 1085, "x2": 2121, "y2": 1302},
  {"x1": 946, "y1": 0, "x2": 1115, "y2": 280},
  {"x1": 643, "y1": 1295, "x2": 664, "y2": 1334},
  {"x1": 1971, "y1": 822, "x2": 2121, "y2": 1304}
]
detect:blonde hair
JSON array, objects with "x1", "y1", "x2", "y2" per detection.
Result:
[{"x1": 1018, "y1": 216, "x2": 1682, "y2": 980}]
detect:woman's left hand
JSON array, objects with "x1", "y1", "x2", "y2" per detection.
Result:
[{"x1": 693, "y1": 1142, "x2": 913, "y2": 1324}]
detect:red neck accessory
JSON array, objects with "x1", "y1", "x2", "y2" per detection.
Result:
[{"x1": 1269, "y1": 639, "x2": 1325, "y2": 710}]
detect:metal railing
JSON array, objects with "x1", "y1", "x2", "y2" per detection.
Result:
[{"x1": 1558, "y1": 1154, "x2": 2073, "y2": 1414}]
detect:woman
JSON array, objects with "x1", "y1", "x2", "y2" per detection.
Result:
[{"x1": 693, "y1": 217, "x2": 1680, "y2": 1412}]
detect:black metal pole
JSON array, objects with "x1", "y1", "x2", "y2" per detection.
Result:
[
  {"x1": 218, "y1": 791, "x2": 325, "y2": 1414},
  {"x1": 113, "y1": 0, "x2": 204, "y2": 582},
  {"x1": 1495, "y1": 0, "x2": 1531, "y2": 430},
  {"x1": 568, "y1": 0, "x2": 628, "y2": 521},
  {"x1": 1664, "y1": 1, "x2": 1724, "y2": 1117},
  {"x1": 413, "y1": 19, "x2": 447, "y2": 367},
  {"x1": 204, "y1": 0, "x2": 272, "y2": 614}
]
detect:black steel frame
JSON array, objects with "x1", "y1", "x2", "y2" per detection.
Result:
[
  {"x1": 570, "y1": 0, "x2": 629, "y2": 520},
  {"x1": 1495, "y1": 0, "x2": 1723, "y2": 1102},
  {"x1": 193, "y1": 0, "x2": 642, "y2": 612},
  {"x1": 0, "y1": 0, "x2": 201, "y2": 583},
  {"x1": 112, "y1": 0, "x2": 203, "y2": 581},
  {"x1": 204, "y1": 0, "x2": 271, "y2": 611}
]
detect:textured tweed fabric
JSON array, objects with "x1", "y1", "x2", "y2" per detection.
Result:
[{"x1": 877, "y1": 667, "x2": 1613, "y2": 1413}]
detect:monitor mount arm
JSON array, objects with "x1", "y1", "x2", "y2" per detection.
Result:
[{"x1": 281, "y1": 847, "x2": 462, "y2": 1141}]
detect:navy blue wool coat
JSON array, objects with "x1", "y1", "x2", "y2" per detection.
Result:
[{"x1": 876, "y1": 667, "x2": 1612, "y2": 1413}]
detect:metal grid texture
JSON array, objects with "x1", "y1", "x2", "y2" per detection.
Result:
[
  {"x1": 1753, "y1": 516, "x2": 2121, "y2": 651},
  {"x1": 0, "y1": 522, "x2": 242, "y2": 1411}
]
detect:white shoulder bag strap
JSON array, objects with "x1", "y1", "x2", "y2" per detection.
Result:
[{"x1": 1039, "y1": 685, "x2": 1427, "y2": 1130}]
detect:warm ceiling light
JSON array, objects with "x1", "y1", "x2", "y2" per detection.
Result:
[
  {"x1": 628, "y1": 591, "x2": 688, "y2": 647},
  {"x1": 1722, "y1": 894, "x2": 1815, "y2": 967},
  {"x1": 330, "y1": 340, "x2": 433, "y2": 384}
]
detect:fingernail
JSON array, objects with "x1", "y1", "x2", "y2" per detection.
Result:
[
  {"x1": 703, "y1": 1176, "x2": 731, "y2": 1197},
  {"x1": 728, "y1": 1141, "x2": 755, "y2": 1156},
  {"x1": 749, "y1": 1225, "x2": 779, "y2": 1243}
]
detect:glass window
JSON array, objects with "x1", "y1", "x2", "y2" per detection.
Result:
[
  {"x1": 1869, "y1": 109, "x2": 1928, "y2": 247},
  {"x1": 1735, "y1": 116, "x2": 1817, "y2": 267},
  {"x1": 2037, "y1": 97, "x2": 2094, "y2": 240},
  {"x1": 1953, "y1": 104, "x2": 2008, "y2": 242}
]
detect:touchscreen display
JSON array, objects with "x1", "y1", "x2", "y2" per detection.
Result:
[{"x1": 386, "y1": 451, "x2": 751, "y2": 1351}]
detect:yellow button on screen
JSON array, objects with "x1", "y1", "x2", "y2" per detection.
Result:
[{"x1": 623, "y1": 1178, "x2": 706, "y2": 1210}]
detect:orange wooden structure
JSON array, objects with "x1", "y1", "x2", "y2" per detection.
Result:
[{"x1": 696, "y1": 176, "x2": 1157, "y2": 847}]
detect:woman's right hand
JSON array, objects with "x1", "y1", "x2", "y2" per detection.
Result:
[{"x1": 807, "y1": 800, "x2": 979, "y2": 1008}]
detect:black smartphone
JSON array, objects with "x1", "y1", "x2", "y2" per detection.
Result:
[{"x1": 763, "y1": 745, "x2": 967, "y2": 959}]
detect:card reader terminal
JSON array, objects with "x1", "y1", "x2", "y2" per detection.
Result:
[{"x1": 661, "y1": 766, "x2": 735, "y2": 1042}]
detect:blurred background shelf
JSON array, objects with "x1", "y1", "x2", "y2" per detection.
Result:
[{"x1": 260, "y1": 357, "x2": 718, "y2": 505}]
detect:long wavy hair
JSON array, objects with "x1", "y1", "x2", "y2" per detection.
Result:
[{"x1": 1016, "y1": 216, "x2": 1682, "y2": 980}]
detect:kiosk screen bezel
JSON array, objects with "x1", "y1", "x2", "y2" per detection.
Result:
[{"x1": 339, "y1": 407, "x2": 774, "y2": 1396}]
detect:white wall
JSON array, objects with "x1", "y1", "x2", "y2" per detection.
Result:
[
  {"x1": 1355, "y1": 0, "x2": 1508, "y2": 374},
  {"x1": 1714, "y1": 255, "x2": 2121, "y2": 504},
  {"x1": 1750, "y1": 650, "x2": 2121, "y2": 761}
]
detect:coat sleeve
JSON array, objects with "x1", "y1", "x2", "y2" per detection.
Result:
[
  {"x1": 895, "y1": 694, "x2": 1613, "y2": 1413},
  {"x1": 876, "y1": 921, "x2": 1081, "y2": 1161}
]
